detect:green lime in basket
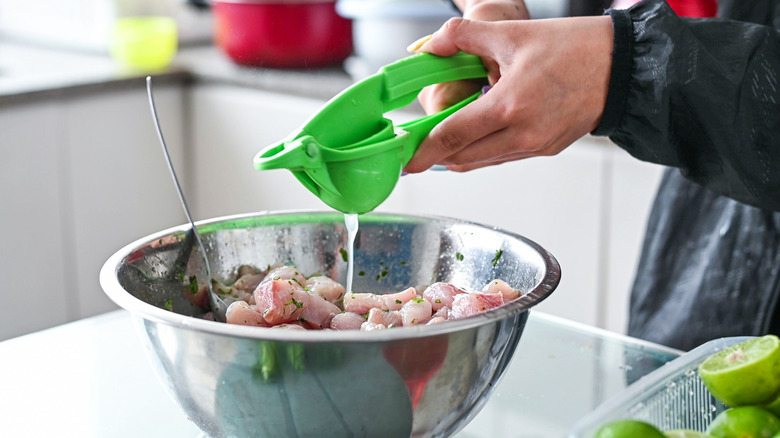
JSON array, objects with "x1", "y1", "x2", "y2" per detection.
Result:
[
  {"x1": 595, "y1": 419, "x2": 666, "y2": 438},
  {"x1": 665, "y1": 430, "x2": 716, "y2": 438},
  {"x1": 698, "y1": 335, "x2": 780, "y2": 407},
  {"x1": 705, "y1": 406, "x2": 780, "y2": 438}
]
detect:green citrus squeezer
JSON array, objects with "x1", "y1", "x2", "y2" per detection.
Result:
[{"x1": 253, "y1": 52, "x2": 487, "y2": 214}]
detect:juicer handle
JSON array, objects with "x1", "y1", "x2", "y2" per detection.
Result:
[
  {"x1": 398, "y1": 90, "x2": 481, "y2": 165},
  {"x1": 380, "y1": 52, "x2": 487, "y2": 112}
]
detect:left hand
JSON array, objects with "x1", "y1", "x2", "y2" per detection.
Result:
[{"x1": 413, "y1": 0, "x2": 530, "y2": 114}]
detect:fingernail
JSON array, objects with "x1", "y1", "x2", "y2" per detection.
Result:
[
  {"x1": 401, "y1": 171, "x2": 409, "y2": 177},
  {"x1": 481, "y1": 85, "x2": 492, "y2": 94},
  {"x1": 406, "y1": 34, "x2": 433, "y2": 53}
]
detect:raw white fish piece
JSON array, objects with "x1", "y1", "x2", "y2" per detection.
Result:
[
  {"x1": 262, "y1": 265, "x2": 307, "y2": 288},
  {"x1": 254, "y1": 279, "x2": 309, "y2": 325},
  {"x1": 432, "y1": 306, "x2": 449, "y2": 320},
  {"x1": 271, "y1": 323, "x2": 307, "y2": 330},
  {"x1": 422, "y1": 282, "x2": 464, "y2": 311},
  {"x1": 342, "y1": 287, "x2": 417, "y2": 314},
  {"x1": 299, "y1": 293, "x2": 341, "y2": 329},
  {"x1": 361, "y1": 321, "x2": 387, "y2": 331},
  {"x1": 330, "y1": 312, "x2": 366, "y2": 330},
  {"x1": 450, "y1": 292, "x2": 504, "y2": 320},
  {"x1": 233, "y1": 273, "x2": 264, "y2": 294},
  {"x1": 307, "y1": 276, "x2": 346, "y2": 304},
  {"x1": 367, "y1": 308, "x2": 402, "y2": 328},
  {"x1": 482, "y1": 279, "x2": 521, "y2": 302},
  {"x1": 426, "y1": 316, "x2": 446, "y2": 325},
  {"x1": 225, "y1": 301, "x2": 268, "y2": 327},
  {"x1": 400, "y1": 298, "x2": 432, "y2": 326}
]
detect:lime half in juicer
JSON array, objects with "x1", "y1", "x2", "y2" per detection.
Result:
[{"x1": 253, "y1": 52, "x2": 487, "y2": 214}]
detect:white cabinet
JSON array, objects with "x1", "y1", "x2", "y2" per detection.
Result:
[
  {"x1": 188, "y1": 84, "x2": 330, "y2": 219},
  {"x1": 0, "y1": 101, "x2": 72, "y2": 340},
  {"x1": 0, "y1": 83, "x2": 186, "y2": 340},
  {"x1": 189, "y1": 83, "x2": 664, "y2": 332},
  {"x1": 64, "y1": 84, "x2": 188, "y2": 318}
]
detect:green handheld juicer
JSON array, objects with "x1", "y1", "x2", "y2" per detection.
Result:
[{"x1": 253, "y1": 52, "x2": 487, "y2": 214}]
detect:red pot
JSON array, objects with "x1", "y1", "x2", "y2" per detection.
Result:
[{"x1": 213, "y1": 0, "x2": 353, "y2": 68}]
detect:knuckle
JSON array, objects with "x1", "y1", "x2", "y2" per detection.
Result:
[{"x1": 441, "y1": 17, "x2": 467, "y2": 37}]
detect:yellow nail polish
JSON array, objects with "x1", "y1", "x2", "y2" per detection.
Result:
[{"x1": 406, "y1": 34, "x2": 433, "y2": 53}]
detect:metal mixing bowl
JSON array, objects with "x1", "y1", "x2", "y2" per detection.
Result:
[{"x1": 100, "y1": 211, "x2": 560, "y2": 438}]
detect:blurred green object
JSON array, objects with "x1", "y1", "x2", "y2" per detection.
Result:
[{"x1": 111, "y1": 17, "x2": 177, "y2": 71}]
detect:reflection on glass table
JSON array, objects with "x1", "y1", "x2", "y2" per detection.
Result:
[
  {"x1": 457, "y1": 312, "x2": 681, "y2": 437},
  {"x1": 0, "y1": 310, "x2": 680, "y2": 438}
]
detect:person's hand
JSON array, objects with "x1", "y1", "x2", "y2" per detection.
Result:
[
  {"x1": 413, "y1": 0, "x2": 530, "y2": 114},
  {"x1": 403, "y1": 15, "x2": 613, "y2": 173}
]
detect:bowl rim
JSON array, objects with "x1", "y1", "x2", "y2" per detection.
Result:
[{"x1": 99, "y1": 210, "x2": 561, "y2": 343}]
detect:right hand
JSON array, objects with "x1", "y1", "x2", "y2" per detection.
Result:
[{"x1": 404, "y1": 15, "x2": 614, "y2": 173}]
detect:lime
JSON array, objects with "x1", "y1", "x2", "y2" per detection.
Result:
[
  {"x1": 595, "y1": 419, "x2": 666, "y2": 438},
  {"x1": 698, "y1": 335, "x2": 780, "y2": 406},
  {"x1": 765, "y1": 393, "x2": 780, "y2": 417},
  {"x1": 665, "y1": 430, "x2": 716, "y2": 438},
  {"x1": 705, "y1": 406, "x2": 780, "y2": 438}
]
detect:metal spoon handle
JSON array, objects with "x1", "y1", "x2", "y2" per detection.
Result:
[{"x1": 146, "y1": 76, "x2": 226, "y2": 321}]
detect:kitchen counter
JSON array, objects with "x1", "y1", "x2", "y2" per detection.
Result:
[
  {"x1": 0, "y1": 42, "x2": 353, "y2": 105},
  {"x1": 0, "y1": 310, "x2": 680, "y2": 437}
]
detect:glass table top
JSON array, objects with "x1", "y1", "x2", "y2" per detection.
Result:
[{"x1": 0, "y1": 310, "x2": 680, "y2": 437}]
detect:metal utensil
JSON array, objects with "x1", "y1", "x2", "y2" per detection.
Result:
[{"x1": 146, "y1": 76, "x2": 227, "y2": 322}]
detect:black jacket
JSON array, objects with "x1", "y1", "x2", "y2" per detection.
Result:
[{"x1": 595, "y1": 0, "x2": 780, "y2": 350}]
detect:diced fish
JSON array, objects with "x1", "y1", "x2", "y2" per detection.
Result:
[
  {"x1": 426, "y1": 316, "x2": 446, "y2": 325},
  {"x1": 233, "y1": 273, "x2": 264, "y2": 294},
  {"x1": 225, "y1": 301, "x2": 269, "y2": 327},
  {"x1": 432, "y1": 306, "x2": 449, "y2": 320},
  {"x1": 307, "y1": 276, "x2": 346, "y2": 305},
  {"x1": 400, "y1": 298, "x2": 433, "y2": 326},
  {"x1": 367, "y1": 308, "x2": 403, "y2": 328},
  {"x1": 262, "y1": 265, "x2": 307, "y2": 289},
  {"x1": 254, "y1": 279, "x2": 309, "y2": 325},
  {"x1": 271, "y1": 322, "x2": 307, "y2": 330},
  {"x1": 299, "y1": 293, "x2": 341, "y2": 329},
  {"x1": 330, "y1": 312, "x2": 366, "y2": 330},
  {"x1": 482, "y1": 279, "x2": 521, "y2": 302},
  {"x1": 422, "y1": 282, "x2": 464, "y2": 311},
  {"x1": 342, "y1": 287, "x2": 417, "y2": 314},
  {"x1": 450, "y1": 292, "x2": 504, "y2": 320},
  {"x1": 361, "y1": 321, "x2": 387, "y2": 331}
]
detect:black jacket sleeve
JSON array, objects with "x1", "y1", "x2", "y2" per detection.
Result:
[{"x1": 593, "y1": 0, "x2": 780, "y2": 212}]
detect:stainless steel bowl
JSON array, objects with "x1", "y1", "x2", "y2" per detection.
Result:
[{"x1": 100, "y1": 211, "x2": 560, "y2": 438}]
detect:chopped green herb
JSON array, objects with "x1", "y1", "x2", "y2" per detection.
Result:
[
  {"x1": 285, "y1": 298, "x2": 304, "y2": 309},
  {"x1": 412, "y1": 297, "x2": 425, "y2": 304},
  {"x1": 164, "y1": 299, "x2": 173, "y2": 311},
  {"x1": 435, "y1": 299, "x2": 441, "y2": 304},
  {"x1": 456, "y1": 252, "x2": 464, "y2": 261},
  {"x1": 358, "y1": 271, "x2": 365, "y2": 277},
  {"x1": 339, "y1": 248, "x2": 348, "y2": 262},
  {"x1": 395, "y1": 299, "x2": 402, "y2": 304},
  {"x1": 400, "y1": 261, "x2": 407, "y2": 266},
  {"x1": 188, "y1": 276, "x2": 199, "y2": 294},
  {"x1": 491, "y1": 249, "x2": 504, "y2": 267},
  {"x1": 273, "y1": 276, "x2": 281, "y2": 280}
]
